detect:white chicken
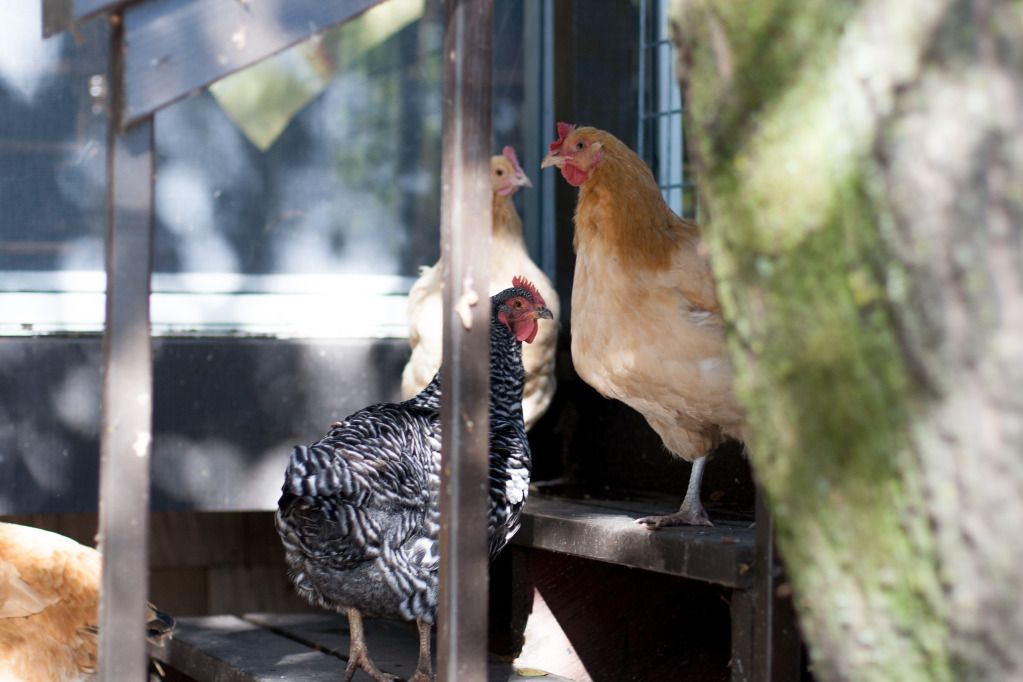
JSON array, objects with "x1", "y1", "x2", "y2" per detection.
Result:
[{"x1": 402, "y1": 146, "x2": 560, "y2": 431}]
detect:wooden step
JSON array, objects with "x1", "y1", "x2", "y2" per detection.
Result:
[
  {"x1": 152, "y1": 613, "x2": 577, "y2": 682},
  {"x1": 514, "y1": 494, "x2": 755, "y2": 588}
]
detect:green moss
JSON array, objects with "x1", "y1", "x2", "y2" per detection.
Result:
[
  {"x1": 669, "y1": 1, "x2": 957, "y2": 678},
  {"x1": 732, "y1": 171, "x2": 951, "y2": 681},
  {"x1": 683, "y1": 0, "x2": 856, "y2": 166}
]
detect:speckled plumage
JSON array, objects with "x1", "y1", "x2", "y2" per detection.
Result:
[{"x1": 275, "y1": 288, "x2": 537, "y2": 630}]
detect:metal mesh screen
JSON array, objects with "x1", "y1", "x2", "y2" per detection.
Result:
[{"x1": 637, "y1": 0, "x2": 698, "y2": 220}]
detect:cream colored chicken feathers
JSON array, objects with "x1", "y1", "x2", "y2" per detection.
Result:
[
  {"x1": 542, "y1": 123, "x2": 744, "y2": 527},
  {"x1": 0, "y1": 522, "x2": 173, "y2": 682},
  {"x1": 403, "y1": 146, "x2": 560, "y2": 431}
]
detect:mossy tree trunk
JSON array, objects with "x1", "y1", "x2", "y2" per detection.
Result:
[{"x1": 669, "y1": 1, "x2": 1023, "y2": 680}]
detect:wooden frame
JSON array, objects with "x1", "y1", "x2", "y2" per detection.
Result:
[
  {"x1": 729, "y1": 492, "x2": 802, "y2": 681},
  {"x1": 42, "y1": 0, "x2": 495, "y2": 678},
  {"x1": 35, "y1": 1, "x2": 805, "y2": 678},
  {"x1": 437, "y1": 0, "x2": 493, "y2": 679},
  {"x1": 96, "y1": 16, "x2": 155, "y2": 674},
  {"x1": 120, "y1": 0, "x2": 386, "y2": 123},
  {"x1": 43, "y1": 0, "x2": 125, "y2": 36}
]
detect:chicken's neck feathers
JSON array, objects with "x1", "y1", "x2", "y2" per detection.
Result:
[
  {"x1": 492, "y1": 194, "x2": 524, "y2": 241},
  {"x1": 574, "y1": 133, "x2": 700, "y2": 272},
  {"x1": 407, "y1": 316, "x2": 524, "y2": 423}
]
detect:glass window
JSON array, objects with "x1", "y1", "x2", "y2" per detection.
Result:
[
  {"x1": 149, "y1": 0, "x2": 447, "y2": 337},
  {"x1": 149, "y1": 0, "x2": 534, "y2": 338},
  {"x1": 0, "y1": 6, "x2": 109, "y2": 334},
  {"x1": 1, "y1": 0, "x2": 538, "y2": 338}
]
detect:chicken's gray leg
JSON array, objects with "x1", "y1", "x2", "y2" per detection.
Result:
[
  {"x1": 637, "y1": 456, "x2": 713, "y2": 528},
  {"x1": 407, "y1": 618, "x2": 434, "y2": 682},
  {"x1": 344, "y1": 608, "x2": 399, "y2": 682}
]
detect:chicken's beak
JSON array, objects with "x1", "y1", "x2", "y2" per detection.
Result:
[
  {"x1": 540, "y1": 152, "x2": 564, "y2": 170},
  {"x1": 533, "y1": 306, "x2": 554, "y2": 321},
  {"x1": 517, "y1": 172, "x2": 533, "y2": 188}
]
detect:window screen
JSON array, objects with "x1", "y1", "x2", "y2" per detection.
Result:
[{"x1": 637, "y1": 0, "x2": 698, "y2": 220}]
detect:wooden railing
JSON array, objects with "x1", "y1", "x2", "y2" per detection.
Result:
[{"x1": 41, "y1": 1, "x2": 495, "y2": 679}]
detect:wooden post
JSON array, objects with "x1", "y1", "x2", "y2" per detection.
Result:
[
  {"x1": 96, "y1": 11, "x2": 155, "y2": 681},
  {"x1": 730, "y1": 491, "x2": 802, "y2": 681},
  {"x1": 437, "y1": 0, "x2": 492, "y2": 679}
]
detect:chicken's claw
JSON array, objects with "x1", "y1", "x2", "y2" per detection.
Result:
[{"x1": 636, "y1": 509, "x2": 714, "y2": 529}]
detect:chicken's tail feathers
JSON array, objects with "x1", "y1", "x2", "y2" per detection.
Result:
[{"x1": 284, "y1": 443, "x2": 350, "y2": 498}]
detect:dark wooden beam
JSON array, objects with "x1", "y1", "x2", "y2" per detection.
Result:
[
  {"x1": 750, "y1": 489, "x2": 802, "y2": 680},
  {"x1": 96, "y1": 11, "x2": 155, "y2": 681},
  {"x1": 42, "y1": 0, "x2": 132, "y2": 37},
  {"x1": 437, "y1": 0, "x2": 492, "y2": 679},
  {"x1": 119, "y1": 0, "x2": 384, "y2": 125},
  {"x1": 730, "y1": 491, "x2": 802, "y2": 681},
  {"x1": 41, "y1": 0, "x2": 72, "y2": 37}
]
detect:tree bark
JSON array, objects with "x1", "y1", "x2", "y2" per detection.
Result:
[{"x1": 669, "y1": 1, "x2": 1023, "y2": 680}]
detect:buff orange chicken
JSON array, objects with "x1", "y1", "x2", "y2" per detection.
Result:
[{"x1": 542, "y1": 123, "x2": 744, "y2": 527}]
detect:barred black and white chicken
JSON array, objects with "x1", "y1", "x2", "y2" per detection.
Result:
[{"x1": 275, "y1": 278, "x2": 553, "y2": 682}]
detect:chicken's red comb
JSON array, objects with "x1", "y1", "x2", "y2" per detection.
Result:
[
  {"x1": 502, "y1": 146, "x2": 525, "y2": 176},
  {"x1": 512, "y1": 275, "x2": 546, "y2": 308},
  {"x1": 548, "y1": 122, "x2": 576, "y2": 154}
]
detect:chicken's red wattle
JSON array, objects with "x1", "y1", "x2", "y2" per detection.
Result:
[{"x1": 562, "y1": 164, "x2": 588, "y2": 187}]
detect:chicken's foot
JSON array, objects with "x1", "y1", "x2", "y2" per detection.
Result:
[
  {"x1": 407, "y1": 617, "x2": 435, "y2": 682},
  {"x1": 344, "y1": 608, "x2": 399, "y2": 682},
  {"x1": 637, "y1": 456, "x2": 713, "y2": 528}
]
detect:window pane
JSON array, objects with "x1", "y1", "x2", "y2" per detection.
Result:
[
  {"x1": 0, "y1": 0, "x2": 533, "y2": 336},
  {"x1": 154, "y1": 0, "x2": 444, "y2": 284},
  {"x1": 0, "y1": 8, "x2": 109, "y2": 276}
]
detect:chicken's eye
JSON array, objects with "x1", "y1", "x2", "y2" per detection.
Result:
[
  {"x1": 575, "y1": 142, "x2": 584, "y2": 151},
  {"x1": 513, "y1": 300, "x2": 523, "y2": 308},
  {"x1": 496, "y1": 169, "x2": 504, "y2": 176}
]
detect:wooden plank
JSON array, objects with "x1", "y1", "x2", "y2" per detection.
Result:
[
  {"x1": 729, "y1": 588, "x2": 756, "y2": 682},
  {"x1": 150, "y1": 512, "x2": 286, "y2": 568},
  {"x1": 513, "y1": 496, "x2": 755, "y2": 588},
  {"x1": 41, "y1": 0, "x2": 73, "y2": 37},
  {"x1": 42, "y1": 0, "x2": 134, "y2": 37},
  {"x1": 149, "y1": 566, "x2": 209, "y2": 617},
  {"x1": 78, "y1": 0, "x2": 129, "y2": 19},
  {"x1": 120, "y1": 0, "x2": 385, "y2": 124},
  {"x1": 96, "y1": 12, "x2": 155, "y2": 679},
  {"x1": 244, "y1": 612, "x2": 423, "y2": 680},
  {"x1": 437, "y1": 0, "x2": 493, "y2": 680},
  {"x1": 207, "y1": 564, "x2": 311, "y2": 615},
  {"x1": 152, "y1": 615, "x2": 347, "y2": 681},
  {"x1": 538, "y1": 490, "x2": 754, "y2": 523},
  {"x1": 729, "y1": 492, "x2": 804, "y2": 681},
  {"x1": 243, "y1": 613, "x2": 577, "y2": 682},
  {"x1": 149, "y1": 512, "x2": 249, "y2": 568},
  {"x1": 750, "y1": 491, "x2": 802, "y2": 681}
]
